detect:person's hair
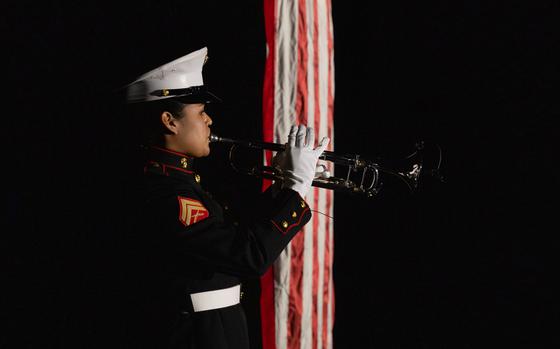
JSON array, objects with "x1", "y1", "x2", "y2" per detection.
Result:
[{"x1": 127, "y1": 99, "x2": 187, "y2": 146}]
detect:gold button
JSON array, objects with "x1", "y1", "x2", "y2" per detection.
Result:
[
  {"x1": 162, "y1": 89, "x2": 169, "y2": 96},
  {"x1": 240, "y1": 291, "x2": 244, "y2": 299},
  {"x1": 282, "y1": 221, "x2": 288, "y2": 228},
  {"x1": 291, "y1": 211, "x2": 297, "y2": 218},
  {"x1": 195, "y1": 174, "x2": 201, "y2": 183},
  {"x1": 180, "y1": 158, "x2": 188, "y2": 169},
  {"x1": 300, "y1": 201, "x2": 306, "y2": 208}
]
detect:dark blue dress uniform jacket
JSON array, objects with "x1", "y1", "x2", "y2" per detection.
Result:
[{"x1": 129, "y1": 146, "x2": 311, "y2": 349}]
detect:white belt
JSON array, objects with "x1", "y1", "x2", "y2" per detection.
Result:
[{"x1": 189, "y1": 284, "x2": 241, "y2": 312}]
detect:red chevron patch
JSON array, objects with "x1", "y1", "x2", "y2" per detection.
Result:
[{"x1": 177, "y1": 196, "x2": 209, "y2": 226}]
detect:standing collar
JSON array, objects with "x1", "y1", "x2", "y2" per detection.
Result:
[{"x1": 144, "y1": 146, "x2": 200, "y2": 181}]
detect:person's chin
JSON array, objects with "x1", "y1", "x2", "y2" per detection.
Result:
[{"x1": 201, "y1": 146, "x2": 211, "y2": 157}]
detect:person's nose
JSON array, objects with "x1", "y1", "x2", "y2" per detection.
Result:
[{"x1": 206, "y1": 114, "x2": 213, "y2": 126}]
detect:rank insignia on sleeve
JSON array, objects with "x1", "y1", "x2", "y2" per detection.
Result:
[{"x1": 177, "y1": 196, "x2": 209, "y2": 226}]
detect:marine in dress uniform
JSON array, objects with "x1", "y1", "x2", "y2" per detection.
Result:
[{"x1": 123, "y1": 47, "x2": 329, "y2": 349}]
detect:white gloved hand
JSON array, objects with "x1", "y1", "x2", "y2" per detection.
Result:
[{"x1": 279, "y1": 125, "x2": 330, "y2": 198}]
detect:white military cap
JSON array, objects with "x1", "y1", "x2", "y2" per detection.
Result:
[{"x1": 125, "y1": 47, "x2": 220, "y2": 104}]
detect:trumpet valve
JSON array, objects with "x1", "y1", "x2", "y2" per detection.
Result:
[{"x1": 315, "y1": 164, "x2": 331, "y2": 179}]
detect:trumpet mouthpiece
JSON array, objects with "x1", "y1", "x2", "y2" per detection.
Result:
[{"x1": 209, "y1": 134, "x2": 239, "y2": 144}]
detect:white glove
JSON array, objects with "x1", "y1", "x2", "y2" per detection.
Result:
[{"x1": 279, "y1": 125, "x2": 330, "y2": 198}]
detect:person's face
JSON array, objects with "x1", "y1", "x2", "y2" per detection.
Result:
[{"x1": 174, "y1": 103, "x2": 213, "y2": 157}]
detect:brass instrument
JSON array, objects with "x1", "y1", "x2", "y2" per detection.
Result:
[{"x1": 210, "y1": 134, "x2": 443, "y2": 198}]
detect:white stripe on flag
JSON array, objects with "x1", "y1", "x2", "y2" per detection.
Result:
[
  {"x1": 274, "y1": 1, "x2": 298, "y2": 349},
  {"x1": 305, "y1": 0, "x2": 316, "y2": 131},
  {"x1": 275, "y1": 0, "x2": 299, "y2": 144},
  {"x1": 301, "y1": 194, "x2": 314, "y2": 348}
]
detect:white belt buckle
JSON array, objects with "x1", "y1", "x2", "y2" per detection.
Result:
[{"x1": 190, "y1": 284, "x2": 241, "y2": 312}]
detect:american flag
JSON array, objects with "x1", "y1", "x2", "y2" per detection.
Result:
[{"x1": 260, "y1": 0, "x2": 335, "y2": 348}]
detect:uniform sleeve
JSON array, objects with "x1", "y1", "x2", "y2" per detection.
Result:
[{"x1": 147, "y1": 185, "x2": 311, "y2": 277}]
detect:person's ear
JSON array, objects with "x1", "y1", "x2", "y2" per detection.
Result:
[{"x1": 160, "y1": 111, "x2": 178, "y2": 134}]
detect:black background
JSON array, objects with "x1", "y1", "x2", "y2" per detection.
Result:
[{"x1": 4, "y1": 1, "x2": 557, "y2": 348}]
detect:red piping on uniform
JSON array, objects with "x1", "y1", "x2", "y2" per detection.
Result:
[
  {"x1": 270, "y1": 207, "x2": 310, "y2": 235},
  {"x1": 163, "y1": 165, "x2": 194, "y2": 174},
  {"x1": 146, "y1": 160, "x2": 195, "y2": 175}
]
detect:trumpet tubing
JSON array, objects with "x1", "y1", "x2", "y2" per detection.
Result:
[{"x1": 210, "y1": 133, "x2": 438, "y2": 198}]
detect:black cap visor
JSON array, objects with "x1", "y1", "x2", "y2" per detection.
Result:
[{"x1": 150, "y1": 85, "x2": 222, "y2": 104}]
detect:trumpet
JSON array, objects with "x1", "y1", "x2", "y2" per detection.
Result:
[{"x1": 209, "y1": 134, "x2": 442, "y2": 198}]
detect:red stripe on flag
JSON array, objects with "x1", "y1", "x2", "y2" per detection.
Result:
[
  {"x1": 295, "y1": 0, "x2": 308, "y2": 125},
  {"x1": 322, "y1": 216, "x2": 331, "y2": 349},
  {"x1": 261, "y1": 269, "x2": 276, "y2": 349},
  {"x1": 312, "y1": 0, "x2": 321, "y2": 345},
  {"x1": 313, "y1": 0, "x2": 321, "y2": 138},
  {"x1": 262, "y1": 0, "x2": 276, "y2": 148},
  {"x1": 312, "y1": 189, "x2": 319, "y2": 349},
  {"x1": 260, "y1": 1, "x2": 277, "y2": 349}
]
